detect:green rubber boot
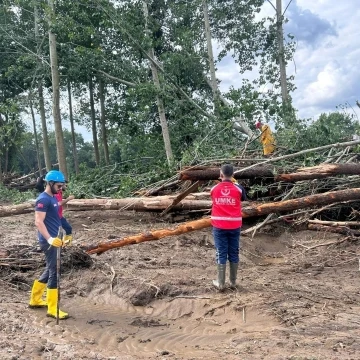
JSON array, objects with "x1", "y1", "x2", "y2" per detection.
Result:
[
  {"x1": 212, "y1": 264, "x2": 226, "y2": 291},
  {"x1": 229, "y1": 262, "x2": 239, "y2": 288}
]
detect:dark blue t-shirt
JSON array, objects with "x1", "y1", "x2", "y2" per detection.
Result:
[
  {"x1": 235, "y1": 184, "x2": 247, "y2": 201},
  {"x1": 35, "y1": 192, "x2": 61, "y2": 246}
]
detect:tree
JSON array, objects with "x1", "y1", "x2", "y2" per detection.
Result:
[
  {"x1": 47, "y1": 0, "x2": 67, "y2": 178},
  {"x1": 34, "y1": 0, "x2": 52, "y2": 172},
  {"x1": 98, "y1": 78, "x2": 110, "y2": 165},
  {"x1": 142, "y1": 0, "x2": 173, "y2": 165},
  {"x1": 67, "y1": 78, "x2": 80, "y2": 174}
]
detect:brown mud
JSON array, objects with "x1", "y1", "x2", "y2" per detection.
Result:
[{"x1": 1, "y1": 209, "x2": 360, "y2": 360}]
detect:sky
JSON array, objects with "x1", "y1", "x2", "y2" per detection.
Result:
[{"x1": 216, "y1": 0, "x2": 360, "y2": 122}]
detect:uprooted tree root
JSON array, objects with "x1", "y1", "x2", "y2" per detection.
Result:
[{"x1": 0, "y1": 245, "x2": 93, "y2": 275}]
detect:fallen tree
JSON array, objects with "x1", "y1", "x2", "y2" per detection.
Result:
[
  {"x1": 82, "y1": 188, "x2": 360, "y2": 255},
  {"x1": 179, "y1": 163, "x2": 360, "y2": 182},
  {"x1": 0, "y1": 202, "x2": 35, "y2": 217},
  {"x1": 65, "y1": 197, "x2": 212, "y2": 212},
  {"x1": 180, "y1": 166, "x2": 276, "y2": 180},
  {"x1": 275, "y1": 163, "x2": 360, "y2": 182},
  {"x1": 308, "y1": 223, "x2": 360, "y2": 237},
  {"x1": 0, "y1": 195, "x2": 212, "y2": 218}
]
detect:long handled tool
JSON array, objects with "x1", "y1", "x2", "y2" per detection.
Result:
[{"x1": 56, "y1": 227, "x2": 63, "y2": 325}]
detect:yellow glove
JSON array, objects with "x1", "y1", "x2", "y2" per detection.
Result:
[
  {"x1": 47, "y1": 237, "x2": 63, "y2": 247},
  {"x1": 231, "y1": 177, "x2": 237, "y2": 184},
  {"x1": 63, "y1": 235, "x2": 73, "y2": 246}
]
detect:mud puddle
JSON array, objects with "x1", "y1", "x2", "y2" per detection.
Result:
[{"x1": 31, "y1": 292, "x2": 280, "y2": 358}]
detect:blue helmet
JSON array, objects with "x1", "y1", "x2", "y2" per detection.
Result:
[{"x1": 45, "y1": 170, "x2": 65, "y2": 183}]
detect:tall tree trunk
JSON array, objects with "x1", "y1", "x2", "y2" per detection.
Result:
[
  {"x1": 142, "y1": 0, "x2": 173, "y2": 166},
  {"x1": 47, "y1": 0, "x2": 67, "y2": 178},
  {"x1": 35, "y1": 2, "x2": 51, "y2": 172},
  {"x1": 202, "y1": 0, "x2": 218, "y2": 105},
  {"x1": 29, "y1": 100, "x2": 42, "y2": 175},
  {"x1": 202, "y1": 0, "x2": 253, "y2": 137},
  {"x1": 67, "y1": 79, "x2": 79, "y2": 174},
  {"x1": 4, "y1": 148, "x2": 9, "y2": 174},
  {"x1": 38, "y1": 84, "x2": 51, "y2": 172},
  {"x1": 3, "y1": 113, "x2": 9, "y2": 173},
  {"x1": 99, "y1": 78, "x2": 110, "y2": 165},
  {"x1": 89, "y1": 76, "x2": 100, "y2": 166},
  {"x1": 0, "y1": 114, "x2": 2, "y2": 181},
  {"x1": 276, "y1": 0, "x2": 289, "y2": 106}
]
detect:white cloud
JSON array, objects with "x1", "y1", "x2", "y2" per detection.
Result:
[
  {"x1": 299, "y1": 62, "x2": 344, "y2": 106},
  {"x1": 215, "y1": 0, "x2": 360, "y2": 121}
]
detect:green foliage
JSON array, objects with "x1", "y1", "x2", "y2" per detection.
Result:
[
  {"x1": 67, "y1": 162, "x2": 172, "y2": 198},
  {"x1": 276, "y1": 112, "x2": 360, "y2": 153},
  {"x1": 0, "y1": 183, "x2": 36, "y2": 204}
]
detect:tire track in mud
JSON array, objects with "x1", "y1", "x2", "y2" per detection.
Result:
[{"x1": 31, "y1": 294, "x2": 279, "y2": 358}]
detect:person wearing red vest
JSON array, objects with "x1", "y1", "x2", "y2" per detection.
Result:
[
  {"x1": 210, "y1": 164, "x2": 247, "y2": 290},
  {"x1": 54, "y1": 182, "x2": 75, "y2": 245}
]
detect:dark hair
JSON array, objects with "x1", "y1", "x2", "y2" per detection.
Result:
[{"x1": 221, "y1": 164, "x2": 234, "y2": 177}]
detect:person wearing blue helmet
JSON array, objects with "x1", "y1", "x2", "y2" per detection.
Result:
[{"x1": 29, "y1": 169, "x2": 69, "y2": 320}]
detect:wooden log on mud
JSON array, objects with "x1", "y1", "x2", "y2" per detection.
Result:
[
  {"x1": 83, "y1": 188, "x2": 360, "y2": 255},
  {"x1": 308, "y1": 223, "x2": 360, "y2": 237},
  {"x1": 179, "y1": 163, "x2": 360, "y2": 182},
  {"x1": 65, "y1": 197, "x2": 212, "y2": 212},
  {"x1": 0, "y1": 195, "x2": 212, "y2": 217},
  {"x1": 308, "y1": 219, "x2": 360, "y2": 227},
  {"x1": 0, "y1": 202, "x2": 35, "y2": 217}
]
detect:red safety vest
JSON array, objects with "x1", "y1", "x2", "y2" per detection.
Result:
[
  {"x1": 210, "y1": 181, "x2": 242, "y2": 229},
  {"x1": 54, "y1": 190, "x2": 63, "y2": 218}
]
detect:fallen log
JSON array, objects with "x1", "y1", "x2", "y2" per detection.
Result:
[
  {"x1": 7, "y1": 181, "x2": 37, "y2": 191},
  {"x1": 180, "y1": 166, "x2": 276, "y2": 181},
  {"x1": 179, "y1": 163, "x2": 360, "y2": 182},
  {"x1": 308, "y1": 223, "x2": 360, "y2": 237},
  {"x1": 0, "y1": 195, "x2": 211, "y2": 217},
  {"x1": 161, "y1": 181, "x2": 200, "y2": 216},
  {"x1": 308, "y1": 219, "x2": 360, "y2": 227},
  {"x1": 65, "y1": 197, "x2": 212, "y2": 212},
  {"x1": 82, "y1": 188, "x2": 360, "y2": 255},
  {"x1": 275, "y1": 163, "x2": 360, "y2": 182},
  {"x1": 0, "y1": 202, "x2": 35, "y2": 217}
]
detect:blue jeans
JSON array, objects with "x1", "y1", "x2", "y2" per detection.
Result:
[
  {"x1": 212, "y1": 227, "x2": 241, "y2": 264},
  {"x1": 61, "y1": 217, "x2": 72, "y2": 235},
  {"x1": 38, "y1": 243, "x2": 59, "y2": 289}
]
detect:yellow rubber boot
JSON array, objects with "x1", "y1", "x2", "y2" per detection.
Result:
[
  {"x1": 46, "y1": 289, "x2": 69, "y2": 320},
  {"x1": 29, "y1": 280, "x2": 47, "y2": 308},
  {"x1": 63, "y1": 234, "x2": 73, "y2": 246}
]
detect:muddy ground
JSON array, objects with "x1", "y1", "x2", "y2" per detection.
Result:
[{"x1": 1, "y1": 208, "x2": 360, "y2": 360}]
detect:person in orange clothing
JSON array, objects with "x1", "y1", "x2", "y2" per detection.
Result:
[{"x1": 256, "y1": 121, "x2": 276, "y2": 156}]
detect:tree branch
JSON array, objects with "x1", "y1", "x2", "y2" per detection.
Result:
[
  {"x1": 283, "y1": 0, "x2": 294, "y2": 15},
  {"x1": 96, "y1": 69, "x2": 137, "y2": 87},
  {"x1": 266, "y1": 0, "x2": 276, "y2": 11}
]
